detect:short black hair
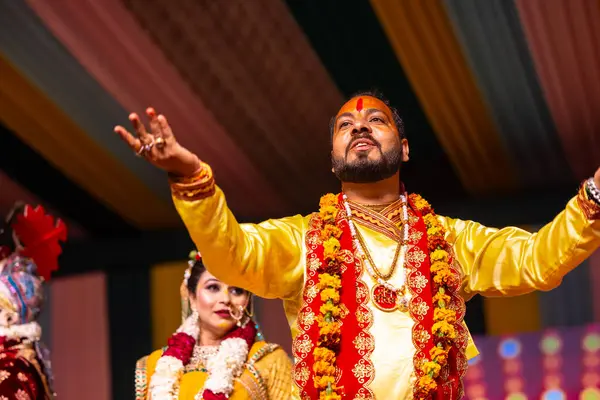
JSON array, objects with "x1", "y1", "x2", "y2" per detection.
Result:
[
  {"x1": 186, "y1": 258, "x2": 207, "y2": 295},
  {"x1": 329, "y1": 90, "x2": 406, "y2": 140}
]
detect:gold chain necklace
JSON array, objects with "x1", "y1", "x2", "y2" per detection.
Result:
[{"x1": 352, "y1": 221, "x2": 402, "y2": 280}]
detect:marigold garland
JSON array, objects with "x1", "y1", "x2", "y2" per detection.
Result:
[
  {"x1": 410, "y1": 194, "x2": 458, "y2": 400},
  {"x1": 313, "y1": 194, "x2": 344, "y2": 399}
]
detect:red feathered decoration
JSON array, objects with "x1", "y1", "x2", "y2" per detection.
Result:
[{"x1": 11, "y1": 205, "x2": 67, "y2": 280}]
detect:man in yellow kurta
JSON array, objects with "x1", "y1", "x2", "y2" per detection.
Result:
[{"x1": 115, "y1": 93, "x2": 600, "y2": 400}]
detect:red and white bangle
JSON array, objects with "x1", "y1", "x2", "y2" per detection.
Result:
[{"x1": 586, "y1": 178, "x2": 600, "y2": 205}]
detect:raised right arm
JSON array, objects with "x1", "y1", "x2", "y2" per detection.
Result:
[{"x1": 171, "y1": 162, "x2": 306, "y2": 299}]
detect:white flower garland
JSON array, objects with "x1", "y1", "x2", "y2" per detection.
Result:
[
  {"x1": 150, "y1": 313, "x2": 250, "y2": 400},
  {"x1": 150, "y1": 313, "x2": 199, "y2": 400},
  {"x1": 0, "y1": 321, "x2": 41, "y2": 341},
  {"x1": 200, "y1": 337, "x2": 248, "y2": 398}
]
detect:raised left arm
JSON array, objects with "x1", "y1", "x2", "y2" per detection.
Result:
[{"x1": 440, "y1": 178, "x2": 600, "y2": 298}]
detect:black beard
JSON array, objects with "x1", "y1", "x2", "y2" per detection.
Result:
[{"x1": 332, "y1": 146, "x2": 402, "y2": 183}]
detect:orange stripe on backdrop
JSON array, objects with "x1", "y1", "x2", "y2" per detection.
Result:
[
  {"x1": 0, "y1": 55, "x2": 178, "y2": 229},
  {"x1": 51, "y1": 272, "x2": 111, "y2": 400},
  {"x1": 369, "y1": 0, "x2": 517, "y2": 195},
  {"x1": 150, "y1": 261, "x2": 188, "y2": 350},
  {"x1": 482, "y1": 225, "x2": 541, "y2": 335}
]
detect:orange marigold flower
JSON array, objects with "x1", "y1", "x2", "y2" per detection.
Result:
[
  {"x1": 313, "y1": 360, "x2": 336, "y2": 376},
  {"x1": 432, "y1": 291, "x2": 451, "y2": 305},
  {"x1": 321, "y1": 224, "x2": 343, "y2": 240},
  {"x1": 314, "y1": 347, "x2": 336, "y2": 362},
  {"x1": 313, "y1": 375, "x2": 335, "y2": 390},
  {"x1": 320, "y1": 392, "x2": 342, "y2": 400},
  {"x1": 430, "y1": 261, "x2": 449, "y2": 274},
  {"x1": 415, "y1": 375, "x2": 437, "y2": 395},
  {"x1": 410, "y1": 195, "x2": 431, "y2": 212},
  {"x1": 434, "y1": 308, "x2": 457, "y2": 324},
  {"x1": 320, "y1": 193, "x2": 338, "y2": 208},
  {"x1": 432, "y1": 321, "x2": 457, "y2": 339},
  {"x1": 429, "y1": 346, "x2": 448, "y2": 364}
]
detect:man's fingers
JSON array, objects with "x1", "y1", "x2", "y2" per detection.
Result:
[
  {"x1": 157, "y1": 114, "x2": 174, "y2": 139},
  {"x1": 146, "y1": 107, "x2": 163, "y2": 137},
  {"x1": 114, "y1": 126, "x2": 142, "y2": 152},
  {"x1": 129, "y1": 113, "x2": 149, "y2": 138}
]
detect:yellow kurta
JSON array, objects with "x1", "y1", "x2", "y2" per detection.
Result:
[
  {"x1": 173, "y1": 185, "x2": 600, "y2": 399},
  {"x1": 136, "y1": 341, "x2": 292, "y2": 399}
]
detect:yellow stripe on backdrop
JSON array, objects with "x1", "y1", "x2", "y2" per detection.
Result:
[
  {"x1": 369, "y1": 0, "x2": 517, "y2": 195},
  {"x1": 151, "y1": 260, "x2": 189, "y2": 349},
  {"x1": 0, "y1": 55, "x2": 179, "y2": 229},
  {"x1": 482, "y1": 225, "x2": 541, "y2": 335}
]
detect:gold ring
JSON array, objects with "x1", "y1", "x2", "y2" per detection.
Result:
[{"x1": 155, "y1": 136, "x2": 166, "y2": 149}]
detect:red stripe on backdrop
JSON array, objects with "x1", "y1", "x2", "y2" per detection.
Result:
[
  {"x1": 515, "y1": 0, "x2": 600, "y2": 181},
  {"x1": 51, "y1": 272, "x2": 111, "y2": 400}
]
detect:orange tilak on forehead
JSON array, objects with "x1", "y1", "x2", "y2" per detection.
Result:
[{"x1": 336, "y1": 96, "x2": 394, "y2": 121}]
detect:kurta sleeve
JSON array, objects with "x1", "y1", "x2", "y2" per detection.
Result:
[
  {"x1": 439, "y1": 185, "x2": 600, "y2": 298},
  {"x1": 170, "y1": 163, "x2": 306, "y2": 299}
]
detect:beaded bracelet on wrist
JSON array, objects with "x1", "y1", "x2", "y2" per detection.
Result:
[
  {"x1": 577, "y1": 179, "x2": 600, "y2": 220},
  {"x1": 169, "y1": 162, "x2": 216, "y2": 201}
]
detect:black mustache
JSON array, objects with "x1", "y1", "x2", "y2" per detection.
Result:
[{"x1": 346, "y1": 134, "x2": 381, "y2": 155}]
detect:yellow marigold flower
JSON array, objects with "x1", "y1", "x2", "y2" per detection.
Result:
[
  {"x1": 431, "y1": 249, "x2": 449, "y2": 262},
  {"x1": 320, "y1": 302, "x2": 341, "y2": 317},
  {"x1": 320, "y1": 205, "x2": 338, "y2": 223},
  {"x1": 427, "y1": 226, "x2": 442, "y2": 237},
  {"x1": 323, "y1": 238, "x2": 341, "y2": 259},
  {"x1": 318, "y1": 273, "x2": 341, "y2": 290},
  {"x1": 421, "y1": 361, "x2": 441, "y2": 377},
  {"x1": 423, "y1": 213, "x2": 438, "y2": 226},
  {"x1": 320, "y1": 288, "x2": 341, "y2": 304},
  {"x1": 320, "y1": 193, "x2": 338, "y2": 208}
]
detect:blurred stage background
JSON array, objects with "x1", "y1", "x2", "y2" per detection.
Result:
[{"x1": 1, "y1": 0, "x2": 599, "y2": 399}]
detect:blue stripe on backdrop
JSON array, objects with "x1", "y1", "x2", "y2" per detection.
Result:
[
  {"x1": 108, "y1": 266, "x2": 153, "y2": 400},
  {"x1": 442, "y1": 0, "x2": 573, "y2": 190}
]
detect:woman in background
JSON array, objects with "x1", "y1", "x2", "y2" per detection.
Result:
[
  {"x1": 0, "y1": 202, "x2": 67, "y2": 400},
  {"x1": 136, "y1": 251, "x2": 291, "y2": 400}
]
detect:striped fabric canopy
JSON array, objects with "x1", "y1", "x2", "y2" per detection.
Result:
[{"x1": 1, "y1": 1, "x2": 599, "y2": 399}]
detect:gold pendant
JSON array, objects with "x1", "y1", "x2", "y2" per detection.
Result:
[{"x1": 371, "y1": 284, "x2": 409, "y2": 312}]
